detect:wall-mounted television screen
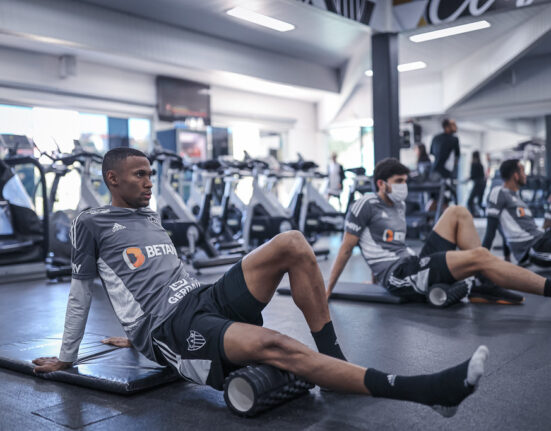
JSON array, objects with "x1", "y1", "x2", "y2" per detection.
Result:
[{"x1": 156, "y1": 76, "x2": 210, "y2": 125}]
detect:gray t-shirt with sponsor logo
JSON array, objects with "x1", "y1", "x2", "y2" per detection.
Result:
[
  {"x1": 70, "y1": 205, "x2": 200, "y2": 361},
  {"x1": 486, "y1": 186, "x2": 543, "y2": 261},
  {"x1": 345, "y1": 193, "x2": 415, "y2": 281}
]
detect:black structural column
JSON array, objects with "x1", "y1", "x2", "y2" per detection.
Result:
[
  {"x1": 372, "y1": 32, "x2": 400, "y2": 162},
  {"x1": 546, "y1": 115, "x2": 551, "y2": 179}
]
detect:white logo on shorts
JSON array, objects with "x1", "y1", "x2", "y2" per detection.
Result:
[
  {"x1": 419, "y1": 256, "x2": 431, "y2": 268},
  {"x1": 387, "y1": 374, "x2": 397, "y2": 386},
  {"x1": 187, "y1": 330, "x2": 206, "y2": 351}
]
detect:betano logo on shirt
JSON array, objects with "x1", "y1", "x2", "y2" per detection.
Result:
[
  {"x1": 383, "y1": 229, "x2": 405, "y2": 242},
  {"x1": 122, "y1": 243, "x2": 177, "y2": 270}
]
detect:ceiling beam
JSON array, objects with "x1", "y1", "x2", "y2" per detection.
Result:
[
  {"x1": 317, "y1": 33, "x2": 372, "y2": 129},
  {"x1": 450, "y1": 53, "x2": 551, "y2": 120},
  {"x1": 442, "y1": 4, "x2": 551, "y2": 111}
]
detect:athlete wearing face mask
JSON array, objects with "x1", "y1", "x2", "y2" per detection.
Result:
[
  {"x1": 327, "y1": 157, "x2": 529, "y2": 306},
  {"x1": 385, "y1": 182, "x2": 408, "y2": 204}
]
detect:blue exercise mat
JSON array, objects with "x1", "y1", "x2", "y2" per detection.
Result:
[{"x1": 278, "y1": 281, "x2": 407, "y2": 304}]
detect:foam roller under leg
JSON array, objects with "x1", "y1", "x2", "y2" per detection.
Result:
[{"x1": 223, "y1": 364, "x2": 314, "y2": 417}]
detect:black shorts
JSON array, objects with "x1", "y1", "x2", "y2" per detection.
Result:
[
  {"x1": 383, "y1": 231, "x2": 457, "y2": 301},
  {"x1": 529, "y1": 230, "x2": 551, "y2": 266},
  {"x1": 151, "y1": 260, "x2": 266, "y2": 390}
]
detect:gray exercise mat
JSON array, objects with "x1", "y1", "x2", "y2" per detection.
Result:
[
  {"x1": 278, "y1": 281, "x2": 407, "y2": 304},
  {"x1": 0, "y1": 333, "x2": 178, "y2": 394}
]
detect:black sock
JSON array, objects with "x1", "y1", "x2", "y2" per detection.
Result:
[
  {"x1": 364, "y1": 360, "x2": 474, "y2": 407},
  {"x1": 312, "y1": 321, "x2": 347, "y2": 361},
  {"x1": 544, "y1": 279, "x2": 551, "y2": 297}
]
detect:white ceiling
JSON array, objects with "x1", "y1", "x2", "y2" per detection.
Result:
[
  {"x1": 1, "y1": 0, "x2": 550, "y2": 124},
  {"x1": 398, "y1": 5, "x2": 545, "y2": 74},
  {"x1": 72, "y1": 0, "x2": 549, "y2": 76},
  {"x1": 74, "y1": 0, "x2": 369, "y2": 69}
]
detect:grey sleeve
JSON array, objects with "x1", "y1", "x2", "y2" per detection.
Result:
[
  {"x1": 486, "y1": 187, "x2": 505, "y2": 219},
  {"x1": 345, "y1": 198, "x2": 372, "y2": 237},
  {"x1": 59, "y1": 278, "x2": 94, "y2": 363},
  {"x1": 70, "y1": 214, "x2": 98, "y2": 280}
]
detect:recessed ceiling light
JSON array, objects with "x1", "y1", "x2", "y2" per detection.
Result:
[
  {"x1": 409, "y1": 20, "x2": 491, "y2": 43},
  {"x1": 365, "y1": 61, "x2": 426, "y2": 76},
  {"x1": 227, "y1": 7, "x2": 295, "y2": 32},
  {"x1": 397, "y1": 61, "x2": 427, "y2": 72}
]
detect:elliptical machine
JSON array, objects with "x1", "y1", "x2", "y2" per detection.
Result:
[
  {"x1": 0, "y1": 134, "x2": 49, "y2": 282},
  {"x1": 149, "y1": 147, "x2": 240, "y2": 272}
]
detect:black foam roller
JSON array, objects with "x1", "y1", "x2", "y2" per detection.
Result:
[
  {"x1": 223, "y1": 364, "x2": 313, "y2": 417},
  {"x1": 427, "y1": 281, "x2": 469, "y2": 308}
]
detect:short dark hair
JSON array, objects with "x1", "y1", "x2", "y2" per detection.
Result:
[
  {"x1": 102, "y1": 147, "x2": 148, "y2": 188},
  {"x1": 442, "y1": 118, "x2": 451, "y2": 129},
  {"x1": 499, "y1": 159, "x2": 520, "y2": 181},
  {"x1": 373, "y1": 158, "x2": 409, "y2": 190}
]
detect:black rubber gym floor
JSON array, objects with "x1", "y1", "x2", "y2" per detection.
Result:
[{"x1": 1, "y1": 237, "x2": 550, "y2": 430}]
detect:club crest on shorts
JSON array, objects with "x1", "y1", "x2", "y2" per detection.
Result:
[{"x1": 187, "y1": 330, "x2": 206, "y2": 351}]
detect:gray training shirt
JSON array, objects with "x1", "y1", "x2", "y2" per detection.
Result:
[
  {"x1": 345, "y1": 193, "x2": 415, "y2": 281},
  {"x1": 486, "y1": 186, "x2": 543, "y2": 261},
  {"x1": 60, "y1": 205, "x2": 200, "y2": 362}
]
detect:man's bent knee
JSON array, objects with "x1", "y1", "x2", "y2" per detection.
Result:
[
  {"x1": 444, "y1": 205, "x2": 471, "y2": 221},
  {"x1": 468, "y1": 247, "x2": 493, "y2": 269},
  {"x1": 276, "y1": 230, "x2": 313, "y2": 262}
]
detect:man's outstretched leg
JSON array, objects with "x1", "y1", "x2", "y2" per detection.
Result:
[
  {"x1": 445, "y1": 247, "x2": 551, "y2": 296},
  {"x1": 224, "y1": 323, "x2": 489, "y2": 417},
  {"x1": 241, "y1": 230, "x2": 346, "y2": 360}
]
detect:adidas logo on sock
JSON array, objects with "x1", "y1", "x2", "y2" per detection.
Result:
[
  {"x1": 387, "y1": 374, "x2": 396, "y2": 386},
  {"x1": 112, "y1": 223, "x2": 126, "y2": 233}
]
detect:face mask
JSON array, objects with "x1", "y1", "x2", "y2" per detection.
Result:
[{"x1": 386, "y1": 182, "x2": 408, "y2": 203}]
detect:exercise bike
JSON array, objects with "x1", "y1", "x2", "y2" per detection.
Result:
[
  {"x1": 219, "y1": 157, "x2": 294, "y2": 253},
  {"x1": 148, "y1": 147, "x2": 241, "y2": 273},
  {"x1": 36, "y1": 140, "x2": 105, "y2": 279},
  {"x1": 282, "y1": 155, "x2": 343, "y2": 256}
]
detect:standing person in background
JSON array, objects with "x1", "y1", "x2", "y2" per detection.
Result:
[
  {"x1": 414, "y1": 143, "x2": 431, "y2": 181},
  {"x1": 430, "y1": 119, "x2": 460, "y2": 180},
  {"x1": 466, "y1": 151, "x2": 486, "y2": 216},
  {"x1": 327, "y1": 152, "x2": 345, "y2": 211}
]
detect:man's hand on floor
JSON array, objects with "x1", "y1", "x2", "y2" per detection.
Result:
[
  {"x1": 32, "y1": 357, "x2": 72, "y2": 373},
  {"x1": 101, "y1": 337, "x2": 133, "y2": 348}
]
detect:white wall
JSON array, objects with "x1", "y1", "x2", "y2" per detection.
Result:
[
  {"x1": 400, "y1": 72, "x2": 444, "y2": 117},
  {"x1": 0, "y1": 46, "x2": 155, "y2": 117},
  {"x1": 211, "y1": 87, "x2": 324, "y2": 165},
  {"x1": 0, "y1": 46, "x2": 322, "y2": 164},
  {"x1": 482, "y1": 129, "x2": 532, "y2": 154}
]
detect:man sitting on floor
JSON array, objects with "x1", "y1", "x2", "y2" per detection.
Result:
[
  {"x1": 483, "y1": 159, "x2": 551, "y2": 267},
  {"x1": 33, "y1": 148, "x2": 493, "y2": 417},
  {"x1": 327, "y1": 157, "x2": 551, "y2": 304}
]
